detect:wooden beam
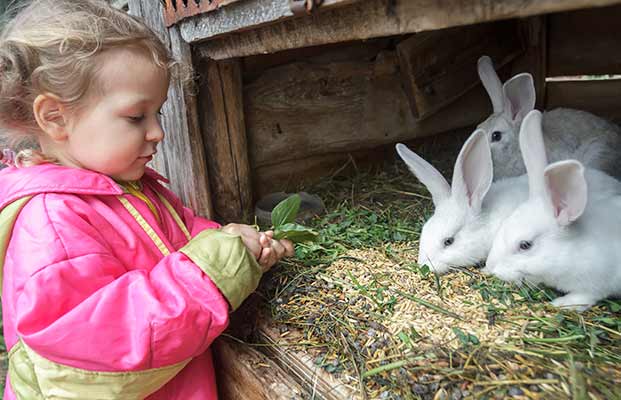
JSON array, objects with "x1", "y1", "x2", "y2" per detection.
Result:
[
  {"x1": 548, "y1": 5, "x2": 621, "y2": 76},
  {"x1": 179, "y1": 0, "x2": 357, "y2": 43},
  {"x1": 129, "y1": 0, "x2": 214, "y2": 218},
  {"x1": 197, "y1": 58, "x2": 254, "y2": 223},
  {"x1": 197, "y1": 0, "x2": 621, "y2": 60}
]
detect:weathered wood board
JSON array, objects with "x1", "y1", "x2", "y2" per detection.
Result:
[
  {"x1": 243, "y1": 47, "x2": 491, "y2": 171},
  {"x1": 212, "y1": 336, "x2": 307, "y2": 399},
  {"x1": 196, "y1": 0, "x2": 621, "y2": 60}
]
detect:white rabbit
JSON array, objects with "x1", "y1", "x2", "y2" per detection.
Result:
[
  {"x1": 477, "y1": 55, "x2": 621, "y2": 180},
  {"x1": 396, "y1": 130, "x2": 529, "y2": 274},
  {"x1": 484, "y1": 110, "x2": 621, "y2": 311}
]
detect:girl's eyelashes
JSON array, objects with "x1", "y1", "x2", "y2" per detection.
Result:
[
  {"x1": 126, "y1": 109, "x2": 163, "y2": 123},
  {"x1": 127, "y1": 115, "x2": 144, "y2": 123}
]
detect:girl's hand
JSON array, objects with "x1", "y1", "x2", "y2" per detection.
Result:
[
  {"x1": 221, "y1": 224, "x2": 294, "y2": 272},
  {"x1": 221, "y1": 223, "x2": 263, "y2": 259},
  {"x1": 258, "y1": 231, "x2": 294, "y2": 272}
]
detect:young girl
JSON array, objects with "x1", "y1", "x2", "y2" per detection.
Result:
[{"x1": 0, "y1": 1, "x2": 294, "y2": 398}]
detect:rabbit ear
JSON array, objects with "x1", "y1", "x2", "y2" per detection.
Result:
[
  {"x1": 396, "y1": 143, "x2": 450, "y2": 206},
  {"x1": 451, "y1": 129, "x2": 493, "y2": 212},
  {"x1": 519, "y1": 110, "x2": 549, "y2": 199},
  {"x1": 503, "y1": 73, "x2": 536, "y2": 122},
  {"x1": 478, "y1": 56, "x2": 504, "y2": 113},
  {"x1": 543, "y1": 160, "x2": 588, "y2": 226}
]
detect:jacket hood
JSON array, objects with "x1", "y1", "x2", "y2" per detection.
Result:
[{"x1": 0, "y1": 164, "x2": 168, "y2": 210}]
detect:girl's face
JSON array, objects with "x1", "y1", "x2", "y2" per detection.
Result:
[{"x1": 59, "y1": 48, "x2": 169, "y2": 181}]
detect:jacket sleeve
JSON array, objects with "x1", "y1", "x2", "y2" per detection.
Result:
[{"x1": 5, "y1": 194, "x2": 262, "y2": 373}]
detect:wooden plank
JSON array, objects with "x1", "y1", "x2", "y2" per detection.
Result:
[
  {"x1": 197, "y1": 0, "x2": 621, "y2": 60},
  {"x1": 129, "y1": 0, "x2": 214, "y2": 218},
  {"x1": 212, "y1": 337, "x2": 307, "y2": 400},
  {"x1": 179, "y1": 0, "x2": 357, "y2": 43},
  {"x1": 197, "y1": 58, "x2": 253, "y2": 223},
  {"x1": 548, "y1": 5, "x2": 621, "y2": 77},
  {"x1": 397, "y1": 20, "x2": 524, "y2": 120},
  {"x1": 244, "y1": 49, "x2": 490, "y2": 170},
  {"x1": 545, "y1": 79, "x2": 621, "y2": 122}
]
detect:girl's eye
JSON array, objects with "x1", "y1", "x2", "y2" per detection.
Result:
[
  {"x1": 128, "y1": 115, "x2": 144, "y2": 123},
  {"x1": 519, "y1": 240, "x2": 533, "y2": 251}
]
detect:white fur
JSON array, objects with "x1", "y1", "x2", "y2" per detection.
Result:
[
  {"x1": 477, "y1": 56, "x2": 621, "y2": 180},
  {"x1": 396, "y1": 129, "x2": 528, "y2": 274},
  {"x1": 484, "y1": 110, "x2": 621, "y2": 311}
]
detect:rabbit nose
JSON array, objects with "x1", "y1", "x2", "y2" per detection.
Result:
[{"x1": 481, "y1": 266, "x2": 494, "y2": 275}]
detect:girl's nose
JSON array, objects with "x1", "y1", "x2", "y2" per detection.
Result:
[{"x1": 146, "y1": 121, "x2": 165, "y2": 142}]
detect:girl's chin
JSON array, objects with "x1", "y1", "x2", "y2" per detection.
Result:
[{"x1": 109, "y1": 167, "x2": 146, "y2": 181}]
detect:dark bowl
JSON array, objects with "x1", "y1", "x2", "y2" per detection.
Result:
[{"x1": 254, "y1": 192, "x2": 325, "y2": 226}]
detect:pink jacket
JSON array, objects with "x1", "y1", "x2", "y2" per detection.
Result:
[{"x1": 0, "y1": 164, "x2": 262, "y2": 399}]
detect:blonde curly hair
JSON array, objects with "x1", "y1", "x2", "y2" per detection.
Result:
[{"x1": 0, "y1": 0, "x2": 181, "y2": 165}]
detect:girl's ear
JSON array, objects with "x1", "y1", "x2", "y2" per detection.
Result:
[
  {"x1": 451, "y1": 129, "x2": 493, "y2": 213},
  {"x1": 477, "y1": 56, "x2": 504, "y2": 113},
  {"x1": 33, "y1": 93, "x2": 68, "y2": 141},
  {"x1": 543, "y1": 160, "x2": 588, "y2": 226},
  {"x1": 519, "y1": 110, "x2": 548, "y2": 199},
  {"x1": 396, "y1": 143, "x2": 450, "y2": 206},
  {"x1": 503, "y1": 73, "x2": 536, "y2": 122}
]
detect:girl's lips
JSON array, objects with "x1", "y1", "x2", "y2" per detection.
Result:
[{"x1": 139, "y1": 155, "x2": 153, "y2": 162}]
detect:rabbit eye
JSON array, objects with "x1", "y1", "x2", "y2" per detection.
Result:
[
  {"x1": 519, "y1": 240, "x2": 532, "y2": 251},
  {"x1": 491, "y1": 131, "x2": 502, "y2": 142},
  {"x1": 443, "y1": 237, "x2": 454, "y2": 247}
]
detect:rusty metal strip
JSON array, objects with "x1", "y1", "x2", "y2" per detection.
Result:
[{"x1": 162, "y1": 0, "x2": 244, "y2": 27}]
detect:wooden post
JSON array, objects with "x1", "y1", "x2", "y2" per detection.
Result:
[
  {"x1": 128, "y1": 0, "x2": 214, "y2": 218},
  {"x1": 512, "y1": 16, "x2": 548, "y2": 109},
  {"x1": 197, "y1": 57, "x2": 253, "y2": 223}
]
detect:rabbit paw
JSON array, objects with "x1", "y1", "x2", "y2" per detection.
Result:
[{"x1": 551, "y1": 293, "x2": 596, "y2": 312}]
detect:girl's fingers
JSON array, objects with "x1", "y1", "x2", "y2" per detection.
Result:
[
  {"x1": 259, "y1": 233, "x2": 270, "y2": 247},
  {"x1": 264, "y1": 230, "x2": 274, "y2": 238},
  {"x1": 281, "y1": 239, "x2": 295, "y2": 257},
  {"x1": 259, "y1": 247, "x2": 272, "y2": 268},
  {"x1": 248, "y1": 242, "x2": 262, "y2": 259}
]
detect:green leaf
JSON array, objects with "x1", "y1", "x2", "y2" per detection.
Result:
[
  {"x1": 271, "y1": 194, "x2": 301, "y2": 227},
  {"x1": 273, "y1": 223, "x2": 319, "y2": 243}
]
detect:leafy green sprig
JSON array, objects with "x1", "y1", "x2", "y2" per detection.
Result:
[{"x1": 271, "y1": 194, "x2": 320, "y2": 243}]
